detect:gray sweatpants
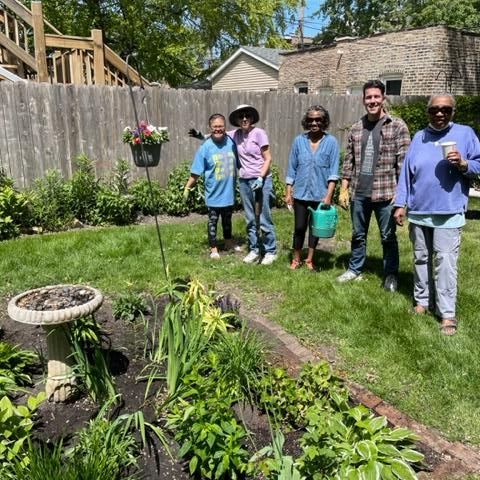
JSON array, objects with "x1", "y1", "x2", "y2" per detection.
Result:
[{"x1": 409, "y1": 223, "x2": 461, "y2": 319}]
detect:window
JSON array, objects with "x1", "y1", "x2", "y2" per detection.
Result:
[
  {"x1": 381, "y1": 74, "x2": 403, "y2": 95},
  {"x1": 316, "y1": 86, "x2": 333, "y2": 95},
  {"x1": 385, "y1": 79, "x2": 402, "y2": 95},
  {"x1": 294, "y1": 82, "x2": 308, "y2": 94},
  {"x1": 348, "y1": 85, "x2": 363, "y2": 96}
]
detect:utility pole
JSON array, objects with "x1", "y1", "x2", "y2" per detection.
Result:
[{"x1": 298, "y1": 0, "x2": 305, "y2": 49}]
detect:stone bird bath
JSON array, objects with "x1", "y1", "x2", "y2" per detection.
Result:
[{"x1": 8, "y1": 285, "x2": 103, "y2": 402}]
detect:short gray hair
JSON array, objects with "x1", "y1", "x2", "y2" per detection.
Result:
[{"x1": 427, "y1": 93, "x2": 456, "y2": 109}]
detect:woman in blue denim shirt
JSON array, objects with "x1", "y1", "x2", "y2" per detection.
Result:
[{"x1": 285, "y1": 105, "x2": 340, "y2": 270}]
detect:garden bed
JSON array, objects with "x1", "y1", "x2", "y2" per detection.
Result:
[{"x1": 0, "y1": 283, "x2": 453, "y2": 479}]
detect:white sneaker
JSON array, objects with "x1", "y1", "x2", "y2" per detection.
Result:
[
  {"x1": 336, "y1": 270, "x2": 363, "y2": 283},
  {"x1": 243, "y1": 251, "x2": 260, "y2": 264},
  {"x1": 261, "y1": 253, "x2": 277, "y2": 265},
  {"x1": 210, "y1": 251, "x2": 221, "y2": 260}
]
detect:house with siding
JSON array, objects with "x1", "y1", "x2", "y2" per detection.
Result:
[
  {"x1": 208, "y1": 46, "x2": 286, "y2": 91},
  {"x1": 278, "y1": 26, "x2": 480, "y2": 96}
]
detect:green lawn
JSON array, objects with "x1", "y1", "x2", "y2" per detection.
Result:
[{"x1": 2, "y1": 199, "x2": 480, "y2": 445}]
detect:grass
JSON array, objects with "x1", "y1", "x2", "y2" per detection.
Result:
[{"x1": 2, "y1": 199, "x2": 480, "y2": 445}]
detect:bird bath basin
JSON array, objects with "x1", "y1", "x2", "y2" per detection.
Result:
[{"x1": 8, "y1": 285, "x2": 103, "y2": 402}]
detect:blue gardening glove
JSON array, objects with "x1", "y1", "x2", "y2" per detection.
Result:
[
  {"x1": 251, "y1": 177, "x2": 264, "y2": 192},
  {"x1": 188, "y1": 128, "x2": 204, "y2": 140}
]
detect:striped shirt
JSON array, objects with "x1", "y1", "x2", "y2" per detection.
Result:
[{"x1": 342, "y1": 114, "x2": 411, "y2": 202}]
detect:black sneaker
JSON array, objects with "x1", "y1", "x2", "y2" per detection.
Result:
[{"x1": 383, "y1": 274, "x2": 398, "y2": 292}]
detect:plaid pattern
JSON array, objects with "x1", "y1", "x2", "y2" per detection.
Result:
[{"x1": 342, "y1": 114, "x2": 411, "y2": 202}]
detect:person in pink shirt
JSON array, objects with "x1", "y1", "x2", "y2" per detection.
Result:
[{"x1": 227, "y1": 105, "x2": 277, "y2": 265}]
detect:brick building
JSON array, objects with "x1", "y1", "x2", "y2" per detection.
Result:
[{"x1": 278, "y1": 26, "x2": 480, "y2": 96}]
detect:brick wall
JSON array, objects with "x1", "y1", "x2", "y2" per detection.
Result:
[{"x1": 278, "y1": 26, "x2": 480, "y2": 96}]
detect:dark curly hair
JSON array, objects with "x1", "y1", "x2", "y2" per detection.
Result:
[{"x1": 301, "y1": 105, "x2": 331, "y2": 130}]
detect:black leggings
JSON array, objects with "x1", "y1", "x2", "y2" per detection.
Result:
[
  {"x1": 208, "y1": 206, "x2": 233, "y2": 248},
  {"x1": 292, "y1": 199, "x2": 320, "y2": 250}
]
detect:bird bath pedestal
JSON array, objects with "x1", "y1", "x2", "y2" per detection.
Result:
[{"x1": 8, "y1": 285, "x2": 103, "y2": 402}]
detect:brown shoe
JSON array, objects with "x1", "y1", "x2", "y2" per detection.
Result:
[
  {"x1": 290, "y1": 258, "x2": 302, "y2": 270},
  {"x1": 305, "y1": 259, "x2": 315, "y2": 271}
]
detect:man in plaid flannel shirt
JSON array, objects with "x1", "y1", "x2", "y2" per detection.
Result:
[{"x1": 337, "y1": 80, "x2": 411, "y2": 291}]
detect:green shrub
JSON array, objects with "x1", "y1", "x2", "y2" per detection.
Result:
[
  {"x1": 161, "y1": 162, "x2": 207, "y2": 216},
  {"x1": 94, "y1": 187, "x2": 135, "y2": 226},
  {"x1": 271, "y1": 164, "x2": 286, "y2": 208},
  {"x1": 0, "y1": 180, "x2": 31, "y2": 240},
  {"x1": 129, "y1": 178, "x2": 163, "y2": 216},
  {"x1": 67, "y1": 155, "x2": 99, "y2": 224},
  {"x1": 28, "y1": 170, "x2": 73, "y2": 231},
  {"x1": 106, "y1": 159, "x2": 130, "y2": 195},
  {"x1": 0, "y1": 342, "x2": 38, "y2": 390}
]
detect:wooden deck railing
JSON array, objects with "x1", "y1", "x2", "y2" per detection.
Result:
[{"x1": 0, "y1": 0, "x2": 146, "y2": 86}]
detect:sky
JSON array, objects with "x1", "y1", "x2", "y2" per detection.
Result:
[{"x1": 285, "y1": 1, "x2": 326, "y2": 38}]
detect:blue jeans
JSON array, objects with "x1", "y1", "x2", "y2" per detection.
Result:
[
  {"x1": 348, "y1": 197, "x2": 398, "y2": 276},
  {"x1": 239, "y1": 176, "x2": 277, "y2": 254}
]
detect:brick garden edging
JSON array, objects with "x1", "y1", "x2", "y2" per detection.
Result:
[{"x1": 245, "y1": 308, "x2": 480, "y2": 479}]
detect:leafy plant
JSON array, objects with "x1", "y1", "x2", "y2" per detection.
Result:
[
  {"x1": 297, "y1": 404, "x2": 424, "y2": 479},
  {"x1": 67, "y1": 155, "x2": 99, "y2": 224},
  {"x1": 271, "y1": 164, "x2": 286, "y2": 208},
  {"x1": 122, "y1": 121, "x2": 169, "y2": 145},
  {"x1": 210, "y1": 328, "x2": 268, "y2": 401},
  {"x1": 129, "y1": 178, "x2": 163, "y2": 216},
  {"x1": 67, "y1": 319, "x2": 117, "y2": 403},
  {"x1": 94, "y1": 186, "x2": 135, "y2": 226},
  {"x1": 107, "y1": 159, "x2": 131, "y2": 195},
  {"x1": 0, "y1": 186, "x2": 30, "y2": 240},
  {"x1": 28, "y1": 170, "x2": 73, "y2": 231},
  {"x1": 167, "y1": 387, "x2": 249, "y2": 479},
  {"x1": 112, "y1": 292, "x2": 149, "y2": 323},
  {"x1": 0, "y1": 392, "x2": 46, "y2": 470},
  {"x1": 0, "y1": 341, "x2": 38, "y2": 389}
]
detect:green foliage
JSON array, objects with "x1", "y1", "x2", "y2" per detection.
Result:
[
  {"x1": 67, "y1": 318, "x2": 117, "y2": 403},
  {"x1": 28, "y1": 170, "x2": 73, "y2": 231},
  {"x1": 35, "y1": 0, "x2": 299, "y2": 86},
  {"x1": 0, "y1": 168, "x2": 14, "y2": 189},
  {"x1": 167, "y1": 385, "x2": 249, "y2": 479},
  {"x1": 107, "y1": 159, "x2": 131, "y2": 195},
  {"x1": 161, "y1": 162, "x2": 206, "y2": 216},
  {"x1": 67, "y1": 155, "x2": 99, "y2": 224},
  {"x1": 0, "y1": 392, "x2": 46, "y2": 470},
  {"x1": 258, "y1": 362, "x2": 348, "y2": 427},
  {"x1": 3, "y1": 398, "x2": 139, "y2": 480},
  {"x1": 210, "y1": 328, "x2": 268, "y2": 401},
  {"x1": 129, "y1": 178, "x2": 162, "y2": 216},
  {"x1": 0, "y1": 181, "x2": 30, "y2": 240},
  {"x1": 0, "y1": 342, "x2": 37, "y2": 390},
  {"x1": 297, "y1": 403, "x2": 423, "y2": 479},
  {"x1": 112, "y1": 292, "x2": 149, "y2": 322},
  {"x1": 94, "y1": 186, "x2": 135, "y2": 226},
  {"x1": 315, "y1": 0, "x2": 480, "y2": 44},
  {"x1": 271, "y1": 164, "x2": 286, "y2": 208}
]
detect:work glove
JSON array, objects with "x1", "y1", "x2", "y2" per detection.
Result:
[
  {"x1": 183, "y1": 186, "x2": 192, "y2": 201},
  {"x1": 338, "y1": 187, "x2": 350, "y2": 210},
  {"x1": 188, "y1": 128, "x2": 204, "y2": 140},
  {"x1": 251, "y1": 177, "x2": 264, "y2": 192}
]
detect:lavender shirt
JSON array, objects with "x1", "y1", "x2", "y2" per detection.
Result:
[{"x1": 228, "y1": 127, "x2": 269, "y2": 179}]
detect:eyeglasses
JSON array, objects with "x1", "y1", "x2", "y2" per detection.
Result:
[
  {"x1": 306, "y1": 117, "x2": 325, "y2": 124},
  {"x1": 427, "y1": 106, "x2": 454, "y2": 115},
  {"x1": 210, "y1": 124, "x2": 225, "y2": 131}
]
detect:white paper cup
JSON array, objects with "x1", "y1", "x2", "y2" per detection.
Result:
[{"x1": 440, "y1": 141, "x2": 456, "y2": 158}]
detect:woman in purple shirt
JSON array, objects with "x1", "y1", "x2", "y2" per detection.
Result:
[
  {"x1": 285, "y1": 105, "x2": 340, "y2": 270},
  {"x1": 228, "y1": 105, "x2": 277, "y2": 265}
]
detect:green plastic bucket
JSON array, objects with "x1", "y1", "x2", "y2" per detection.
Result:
[{"x1": 308, "y1": 203, "x2": 338, "y2": 238}]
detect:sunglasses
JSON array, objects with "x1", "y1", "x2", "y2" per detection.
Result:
[
  {"x1": 306, "y1": 117, "x2": 325, "y2": 124},
  {"x1": 427, "y1": 106, "x2": 454, "y2": 115},
  {"x1": 238, "y1": 112, "x2": 252, "y2": 119}
]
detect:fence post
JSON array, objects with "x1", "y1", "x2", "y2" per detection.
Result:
[
  {"x1": 31, "y1": 1, "x2": 49, "y2": 82},
  {"x1": 92, "y1": 29, "x2": 105, "y2": 86}
]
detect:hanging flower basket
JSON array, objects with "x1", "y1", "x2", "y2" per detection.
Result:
[
  {"x1": 122, "y1": 121, "x2": 169, "y2": 168},
  {"x1": 130, "y1": 143, "x2": 162, "y2": 167}
]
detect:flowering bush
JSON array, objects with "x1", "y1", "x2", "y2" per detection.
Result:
[{"x1": 122, "y1": 121, "x2": 169, "y2": 145}]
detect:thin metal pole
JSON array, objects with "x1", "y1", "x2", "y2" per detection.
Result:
[{"x1": 125, "y1": 55, "x2": 168, "y2": 280}]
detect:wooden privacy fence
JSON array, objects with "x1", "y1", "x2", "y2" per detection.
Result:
[{"x1": 0, "y1": 81, "x2": 424, "y2": 188}]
